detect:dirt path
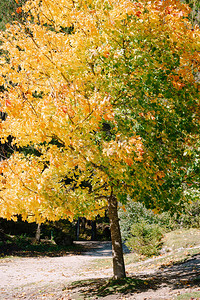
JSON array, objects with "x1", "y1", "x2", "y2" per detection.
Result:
[
  {"x1": 0, "y1": 242, "x2": 113, "y2": 299},
  {"x1": 0, "y1": 242, "x2": 200, "y2": 300}
]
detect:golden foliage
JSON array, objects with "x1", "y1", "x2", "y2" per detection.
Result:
[{"x1": 0, "y1": 0, "x2": 199, "y2": 221}]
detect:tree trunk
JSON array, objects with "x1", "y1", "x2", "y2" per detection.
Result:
[
  {"x1": 35, "y1": 223, "x2": 41, "y2": 242},
  {"x1": 107, "y1": 194, "x2": 126, "y2": 279},
  {"x1": 82, "y1": 217, "x2": 86, "y2": 230},
  {"x1": 76, "y1": 217, "x2": 80, "y2": 241},
  {"x1": 91, "y1": 220, "x2": 96, "y2": 241}
]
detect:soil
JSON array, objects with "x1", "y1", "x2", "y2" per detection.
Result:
[{"x1": 0, "y1": 241, "x2": 200, "y2": 300}]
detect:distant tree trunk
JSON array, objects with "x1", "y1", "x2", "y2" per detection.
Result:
[
  {"x1": 76, "y1": 217, "x2": 80, "y2": 241},
  {"x1": 0, "y1": 228, "x2": 10, "y2": 244},
  {"x1": 82, "y1": 217, "x2": 86, "y2": 230},
  {"x1": 107, "y1": 194, "x2": 126, "y2": 279},
  {"x1": 91, "y1": 220, "x2": 96, "y2": 241},
  {"x1": 35, "y1": 223, "x2": 41, "y2": 242}
]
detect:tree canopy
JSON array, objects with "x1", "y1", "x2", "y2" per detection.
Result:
[{"x1": 0, "y1": 0, "x2": 199, "y2": 220}]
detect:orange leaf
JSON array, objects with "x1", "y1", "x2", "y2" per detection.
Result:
[
  {"x1": 16, "y1": 7, "x2": 22, "y2": 14},
  {"x1": 124, "y1": 157, "x2": 133, "y2": 166},
  {"x1": 5, "y1": 99, "x2": 11, "y2": 107}
]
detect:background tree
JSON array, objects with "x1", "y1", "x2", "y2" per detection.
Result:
[
  {"x1": 182, "y1": 0, "x2": 200, "y2": 25},
  {"x1": 0, "y1": 0, "x2": 27, "y2": 30},
  {"x1": 0, "y1": 0, "x2": 199, "y2": 278}
]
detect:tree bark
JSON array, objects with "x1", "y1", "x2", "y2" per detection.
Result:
[
  {"x1": 107, "y1": 194, "x2": 126, "y2": 279},
  {"x1": 35, "y1": 223, "x2": 41, "y2": 242}
]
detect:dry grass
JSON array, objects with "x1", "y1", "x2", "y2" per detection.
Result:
[
  {"x1": 176, "y1": 291, "x2": 200, "y2": 300},
  {"x1": 163, "y1": 228, "x2": 200, "y2": 250}
]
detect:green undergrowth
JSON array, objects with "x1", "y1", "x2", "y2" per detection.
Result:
[
  {"x1": 119, "y1": 200, "x2": 200, "y2": 257},
  {"x1": 125, "y1": 221, "x2": 164, "y2": 257}
]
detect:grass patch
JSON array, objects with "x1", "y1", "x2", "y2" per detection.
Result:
[
  {"x1": 163, "y1": 228, "x2": 200, "y2": 250},
  {"x1": 89, "y1": 257, "x2": 113, "y2": 270},
  {"x1": 90, "y1": 252, "x2": 140, "y2": 271},
  {"x1": 126, "y1": 246, "x2": 200, "y2": 275},
  {"x1": 68, "y1": 247, "x2": 200, "y2": 299},
  {"x1": 176, "y1": 291, "x2": 200, "y2": 300}
]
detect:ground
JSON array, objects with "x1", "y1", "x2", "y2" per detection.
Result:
[{"x1": 0, "y1": 241, "x2": 200, "y2": 300}]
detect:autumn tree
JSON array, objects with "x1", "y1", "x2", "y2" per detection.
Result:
[{"x1": 0, "y1": 0, "x2": 199, "y2": 278}]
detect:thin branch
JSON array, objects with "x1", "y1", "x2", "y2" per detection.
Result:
[
  {"x1": 21, "y1": 91, "x2": 38, "y2": 117},
  {"x1": 6, "y1": 161, "x2": 38, "y2": 195},
  {"x1": 92, "y1": 182, "x2": 107, "y2": 193}
]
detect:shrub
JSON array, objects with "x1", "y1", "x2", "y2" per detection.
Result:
[
  {"x1": 119, "y1": 196, "x2": 200, "y2": 245},
  {"x1": 125, "y1": 221, "x2": 164, "y2": 257},
  {"x1": 178, "y1": 190, "x2": 200, "y2": 228},
  {"x1": 119, "y1": 201, "x2": 173, "y2": 242}
]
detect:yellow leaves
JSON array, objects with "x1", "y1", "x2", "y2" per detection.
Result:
[
  {"x1": 110, "y1": 0, "x2": 144, "y2": 23},
  {"x1": 0, "y1": 151, "x2": 82, "y2": 221},
  {"x1": 102, "y1": 135, "x2": 144, "y2": 166}
]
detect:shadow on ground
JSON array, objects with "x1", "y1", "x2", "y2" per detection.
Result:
[{"x1": 68, "y1": 254, "x2": 200, "y2": 299}]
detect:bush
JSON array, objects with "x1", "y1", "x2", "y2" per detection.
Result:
[
  {"x1": 177, "y1": 190, "x2": 200, "y2": 228},
  {"x1": 119, "y1": 194, "x2": 200, "y2": 257},
  {"x1": 119, "y1": 201, "x2": 173, "y2": 242},
  {"x1": 119, "y1": 196, "x2": 200, "y2": 245},
  {"x1": 126, "y1": 221, "x2": 164, "y2": 257}
]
